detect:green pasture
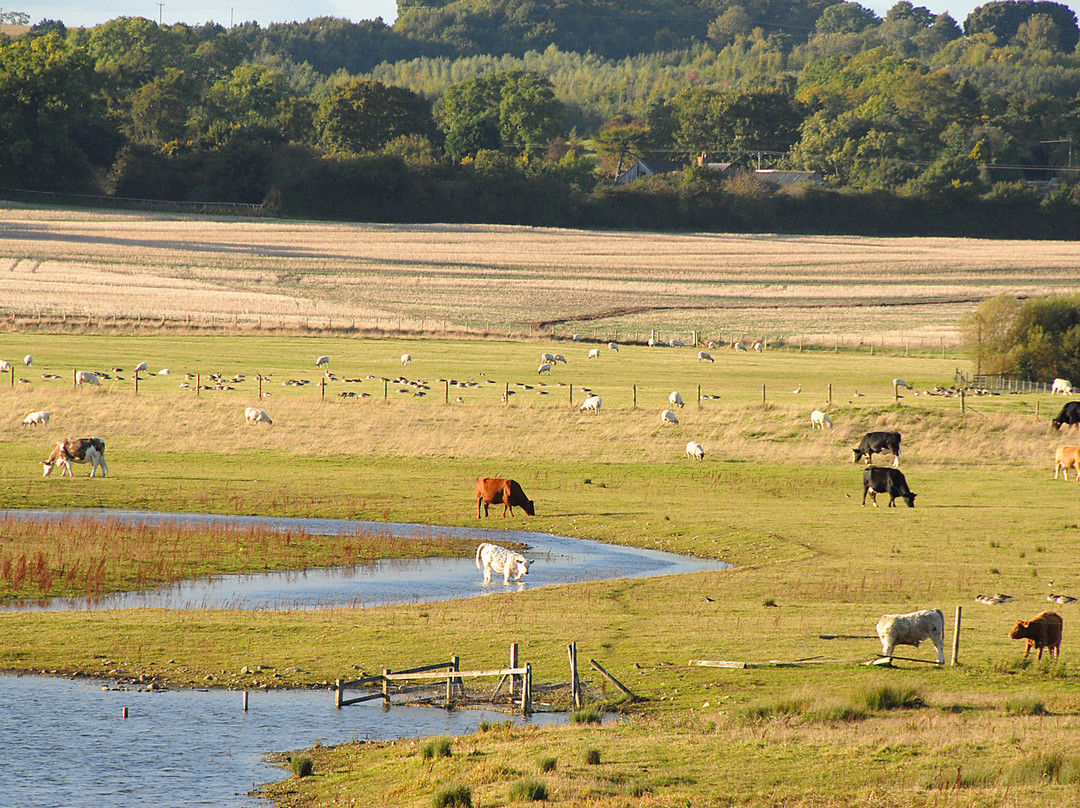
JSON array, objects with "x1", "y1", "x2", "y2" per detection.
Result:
[{"x1": 3, "y1": 334, "x2": 1080, "y2": 807}]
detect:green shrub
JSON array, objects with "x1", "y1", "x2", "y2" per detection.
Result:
[
  {"x1": 433, "y1": 784, "x2": 473, "y2": 807},
  {"x1": 290, "y1": 755, "x2": 314, "y2": 778},
  {"x1": 509, "y1": 779, "x2": 548, "y2": 801},
  {"x1": 861, "y1": 685, "x2": 924, "y2": 711},
  {"x1": 584, "y1": 748, "x2": 601, "y2": 765},
  {"x1": 538, "y1": 756, "x2": 557, "y2": 772},
  {"x1": 421, "y1": 736, "x2": 453, "y2": 759},
  {"x1": 1005, "y1": 696, "x2": 1048, "y2": 716},
  {"x1": 572, "y1": 704, "x2": 603, "y2": 724}
]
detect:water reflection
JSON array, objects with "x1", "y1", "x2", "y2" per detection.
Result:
[{"x1": 0, "y1": 509, "x2": 730, "y2": 611}]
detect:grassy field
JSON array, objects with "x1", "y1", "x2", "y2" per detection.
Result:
[
  {"x1": 3, "y1": 331, "x2": 1080, "y2": 805},
  {"x1": 5, "y1": 203, "x2": 1080, "y2": 343}
]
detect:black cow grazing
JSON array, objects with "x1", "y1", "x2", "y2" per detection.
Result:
[
  {"x1": 1052, "y1": 401, "x2": 1080, "y2": 430},
  {"x1": 862, "y1": 466, "x2": 916, "y2": 508},
  {"x1": 851, "y1": 431, "x2": 902, "y2": 466}
]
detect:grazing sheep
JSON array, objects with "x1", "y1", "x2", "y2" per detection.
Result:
[
  {"x1": 753, "y1": 342, "x2": 763, "y2": 352},
  {"x1": 579, "y1": 395, "x2": 602, "y2": 414},
  {"x1": 541, "y1": 352, "x2": 557, "y2": 364},
  {"x1": 669, "y1": 338, "x2": 685, "y2": 347},
  {"x1": 686, "y1": 441, "x2": 704, "y2": 460},
  {"x1": 400, "y1": 353, "x2": 412, "y2": 366},
  {"x1": 607, "y1": 342, "x2": 619, "y2": 352},
  {"x1": 316, "y1": 355, "x2": 330, "y2": 367},
  {"x1": 1010, "y1": 611, "x2": 1063, "y2": 660},
  {"x1": 707, "y1": 341, "x2": 717, "y2": 349},
  {"x1": 553, "y1": 354, "x2": 567, "y2": 364},
  {"x1": 893, "y1": 378, "x2": 913, "y2": 390},
  {"x1": 647, "y1": 337, "x2": 656, "y2": 347},
  {"x1": 572, "y1": 333, "x2": 581, "y2": 341},
  {"x1": 22, "y1": 410, "x2": 50, "y2": 426},
  {"x1": 537, "y1": 362, "x2": 552, "y2": 375},
  {"x1": 134, "y1": 361, "x2": 148, "y2": 373},
  {"x1": 0, "y1": 360, "x2": 11, "y2": 373},
  {"x1": 810, "y1": 409, "x2": 833, "y2": 429},
  {"x1": 23, "y1": 355, "x2": 33, "y2": 366},
  {"x1": 733, "y1": 342, "x2": 746, "y2": 352},
  {"x1": 660, "y1": 409, "x2": 679, "y2": 425},
  {"x1": 697, "y1": 351, "x2": 714, "y2": 362},
  {"x1": 75, "y1": 370, "x2": 101, "y2": 386},
  {"x1": 158, "y1": 368, "x2": 170, "y2": 375},
  {"x1": 588, "y1": 348, "x2": 600, "y2": 359},
  {"x1": 669, "y1": 391, "x2": 684, "y2": 408},
  {"x1": 244, "y1": 407, "x2": 273, "y2": 425}
]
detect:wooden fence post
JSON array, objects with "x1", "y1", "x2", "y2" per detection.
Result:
[
  {"x1": 569, "y1": 383, "x2": 573, "y2": 407},
  {"x1": 72, "y1": 369, "x2": 77, "y2": 389},
  {"x1": 197, "y1": 374, "x2": 200, "y2": 396},
  {"x1": 382, "y1": 669, "x2": 391, "y2": 703},
  {"x1": 447, "y1": 656, "x2": 459, "y2": 703},
  {"x1": 894, "y1": 382, "x2": 899, "y2": 404},
  {"x1": 1036, "y1": 401, "x2": 1041, "y2": 419},
  {"x1": 828, "y1": 383, "x2": 832, "y2": 404},
  {"x1": 633, "y1": 384, "x2": 636, "y2": 408},
  {"x1": 960, "y1": 388, "x2": 965, "y2": 414},
  {"x1": 445, "y1": 379, "x2": 449, "y2": 404},
  {"x1": 762, "y1": 384, "x2": 766, "y2": 404},
  {"x1": 697, "y1": 384, "x2": 701, "y2": 408},
  {"x1": 568, "y1": 642, "x2": 581, "y2": 709},
  {"x1": 335, "y1": 679, "x2": 343, "y2": 709},
  {"x1": 383, "y1": 378, "x2": 388, "y2": 402},
  {"x1": 522, "y1": 662, "x2": 532, "y2": 715},
  {"x1": 510, "y1": 643, "x2": 519, "y2": 699},
  {"x1": 258, "y1": 376, "x2": 262, "y2": 399},
  {"x1": 134, "y1": 372, "x2": 139, "y2": 396},
  {"x1": 951, "y1": 606, "x2": 962, "y2": 667},
  {"x1": 321, "y1": 377, "x2": 325, "y2": 400},
  {"x1": 504, "y1": 382, "x2": 509, "y2": 404}
]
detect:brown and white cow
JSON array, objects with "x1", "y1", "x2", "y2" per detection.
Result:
[
  {"x1": 476, "y1": 477, "x2": 535, "y2": 518},
  {"x1": 1054, "y1": 445, "x2": 1080, "y2": 481},
  {"x1": 43, "y1": 438, "x2": 107, "y2": 477},
  {"x1": 1010, "y1": 611, "x2": 1063, "y2": 660}
]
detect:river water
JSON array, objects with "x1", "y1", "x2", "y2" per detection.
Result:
[{"x1": 0, "y1": 510, "x2": 729, "y2": 807}]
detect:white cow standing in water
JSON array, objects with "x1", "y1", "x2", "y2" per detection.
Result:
[{"x1": 475, "y1": 542, "x2": 533, "y2": 583}]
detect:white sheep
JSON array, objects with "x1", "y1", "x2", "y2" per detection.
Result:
[
  {"x1": 541, "y1": 352, "x2": 556, "y2": 364},
  {"x1": 588, "y1": 348, "x2": 600, "y2": 359},
  {"x1": 579, "y1": 395, "x2": 602, "y2": 414},
  {"x1": 400, "y1": 353, "x2": 412, "y2": 366},
  {"x1": 733, "y1": 342, "x2": 747, "y2": 351},
  {"x1": 647, "y1": 337, "x2": 656, "y2": 347},
  {"x1": 158, "y1": 368, "x2": 171, "y2": 375},
  {"x1": 23, "y1": 355, "x2": 33, "y2": 366},
  {"x1": 669, "y1": 391, "x2": 684, "y2": 408},
  {"x1": 22, "y1": 410, "x2": 50, "y2": 426},
  {"x1": 707, "y1": 341, "x2": 717, "y2": 349},
  {"x1": 572, "y1": 333, "x2": 581, "y2": 341},
  {"x1": 669, "y1": 338, "x2": 685, "y2": 347},
  {"x1": 0, "y1": 360, "x2": 11, "y2": 373},
  {"x1": 753, "y1": 342, "x2": 763, "y2": 352},
  {"x1": 316, "y1": 355, "x2": 330, "y2": 368},
  {"x1": 810, "y1": 409, "x2": 833, "y2": 429},
  {"x1": 244, "y1": 407, "x2": 273, "y2": 425},
  {"x1": 660, "y1": 409, "x2": 679, "y2": 425},
  {"x1": 686, "y1": 441, "x2": 704, "y2": 460},
  {"x1": 537, "y1": 362, "x2": 552, "y2": 375},
  {"x1": 76, "y1": 370, "x2": 101, "y2": 386},
  {"x1": 553, "y1": 354, "x2": 567, "y2": 364},
  {"x1": 893, "y1": 378, "x2": 913, "y2": 390},
  {"x1": 697, "y1": 351, "x2": 714, "y2": 362},
  {"x1": 607, "y1": 342, "x2": 619, "y2": 352},
  {"x1": 134, "y1": 361, "x2": 148, "y2": 373}
]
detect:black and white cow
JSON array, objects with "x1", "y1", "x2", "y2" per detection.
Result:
[
  {"x1": 1052, "y1": 401, "x2": 1080, "y2": 430},
  {"x1": 862, "y1": 466, "x2": 915, "y2": 508},
  {"x1": 851, "y1": 431, "x2": 902, "y2": 466}
]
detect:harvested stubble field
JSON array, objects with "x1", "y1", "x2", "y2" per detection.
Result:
[{"x1": 4, "y1": 203, "x2": 1080, "y2": 344}]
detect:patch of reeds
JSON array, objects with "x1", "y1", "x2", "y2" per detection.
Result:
[
  {"x1": 584, "y1": 749, "x2": 601, "y2": 765},
  {"x1": 421, "y1": 737, "x2": 452, "y2": 760},
  {"x1": 290, "y1": 755, "x2": 314, "y2": 778},
  {"x1": 537, "y1": 756, "x2": 556, "y2": 772},
  {"x1": 508, "y1": 779, "x2": 548, "y2": 802},
  {"x1": 571, "y1": 704, "x2": 604, "y2": 724},
  {"x1": 1004, "y1": 696, "x2": 1048, "y2": 716},
  {"x1": 432, "y1": 784, "x2": 472, "y2": 807},
  {"x1": 859, "y1": 684, "x2": 924, "y2": 711}
]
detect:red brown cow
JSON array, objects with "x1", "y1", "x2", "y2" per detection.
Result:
[
  {"x1": 1009, "y1": 611, "x2": 1063, "y2": 660},
  {"x1": 476, "y1": 477, "x2": 535, "y2": 518}
]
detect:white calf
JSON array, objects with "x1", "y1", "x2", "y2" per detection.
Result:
[
  {"x1": 669, "y1": 391, "x2": 684, "y2": 408},
  {"x1": 245, "y1": 407, "x2": 273, "y2": 425},
  {"x1": 1053, "y1": 378, "x2": 1073, "y2": 395},
  {"x1": 876, "y1": 609, "x2": 945, "y2": 664},
  {"x1": 22, "y1": 410, "x2": 50, "y2": 426},
  {"x1": 810, "y1": 409, "x2": 833, "y2": 429},
  {"x1": 660, "y1": 409, "x2": 679, "y2": 425},
  {"x1": 686, "y1": 441, "x2": 704, "y2": 460},
  {"x1": 475, "y1": 542, "x2": 533, "y2": 583}
]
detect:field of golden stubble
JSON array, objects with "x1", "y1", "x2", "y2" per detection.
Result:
[{"x1": 2, "y1": 203, "x2": 1080, "y2": 342}]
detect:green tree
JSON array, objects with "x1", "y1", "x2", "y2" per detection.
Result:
[
  {"x1": 816, "y1": 2, "x2": 880, "y2": 35},
  {"x1": 674, "y1": 86, "x2": 805, "y2": 159},
  {"x1": 87, "y1": 17, "x2": 184, "y2": 104},
  {"x1": 964, "y1": 0, "x2": 1079, "y2": 52},
  {"x1": 315, "y1": 78, "x2": 435, "y2": 155},
  {"x1": 127, "y1": 68, "x2": 198, "y2": 144}
]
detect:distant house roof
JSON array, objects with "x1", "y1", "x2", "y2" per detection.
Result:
[
  {"x1": 753, "y1": 170, "x2": 825, "y2": 187},
  {"x1": 615, "y1": 159, "x2": 690, "y2": 185}
]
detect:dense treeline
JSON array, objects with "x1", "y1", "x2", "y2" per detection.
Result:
[
  {"x1": 963, "y1": 294, "x2": 1080, "y2": 380},
  {"x1": 2, "y1": 0, "x2": 1080, "y2": 235}
]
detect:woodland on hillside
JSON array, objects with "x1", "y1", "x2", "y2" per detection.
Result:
[{"x1": 2, "y1": 0, "x2": 1080, "y2": 235}]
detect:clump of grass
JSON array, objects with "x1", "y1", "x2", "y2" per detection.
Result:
[
  {"x1": 1006, "y1": 751, "x2": 1080, "y2": 785},
  {"x1": 509, "y1": 779, "x2": 548, "y2": 801},
  {"x1": 572, "y1": 704, "x2": 603, "y2": 724},
  {"x1": 807, "y1": 703, "x2": 866, "y2": 722},
  {"x1": 421, "y1": 736, "x2": 452, "y2": 759},
  {"x1": 860, "y1": 685, "x2": 924, "y2": 711},
  {"x1": 763, "y1": 597, "x2": 777, "y2": 607},
  {"x1": 433, "y1": 784, "x2": 472, "y2": 807},
  {"x1": 538, "y1": 756, "x2": 557, "y2": 772},
  {"x1": 737, "y1": 697, "x2": 809, "y2": 722},
  {"x1": 1005, "y1": 696, "x2": 1048, "y2": 715},
  {"x1": 584, "y1": 749, "x2": 601, "y2": 765},
  {"x1": 290, "y1": 755, "x2": 314, "y2": 778}
]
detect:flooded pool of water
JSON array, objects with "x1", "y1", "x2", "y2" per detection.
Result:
[
  {"x1": 0, "y1": 674, "x2": 562, "y2": 808},
  {"x1": 0, "y1": 509, "x2": 729, "y2": 611}
]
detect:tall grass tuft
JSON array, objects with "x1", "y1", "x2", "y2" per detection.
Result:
[
  {"x1": 290, "y1": 755, "x2": 314, "y2": 778},
  {"x1": 538, "y1": 756, "x2": 557, "y2": 772},
  {"x1": 584, "y1": 748, "x2": 601, "y2": 765},
  {"x1": 572, "y1": 704, "x2": 603, "y2": 724},
  {"x1": 508, "y1": 779, "x2": 548, "y2": 801},
  {"x1": 1006, "y1": 751, "x2": 1080, "y2": 785},
  {"x1": 421, "y1": 736, "x2": 453, "y2": 759},
  {"x1": 860, "y1": 684, "x2": 924, "y2": 711},
  {"x1": 1004, "y1": 696, "x2": 1048, "y2": 715},
  {"x1": 433, "y1": 784, "x2": 472, "y2": 807}
]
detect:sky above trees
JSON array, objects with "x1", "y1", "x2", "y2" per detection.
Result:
[{"x1": 12, "y1": 0, "x2": 1080, "y2": 30}]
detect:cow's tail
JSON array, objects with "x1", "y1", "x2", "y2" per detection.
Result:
[{"x1": 475, "y1": 543, "x2": 486, "y2": 570}]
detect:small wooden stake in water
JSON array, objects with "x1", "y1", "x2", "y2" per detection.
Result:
[
  {"x1": 122, "y1": 706, "x2": 128, "y2": 719},
  {"x1": 243, "y1": 691, "x2": 249, "y2": 712}
]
